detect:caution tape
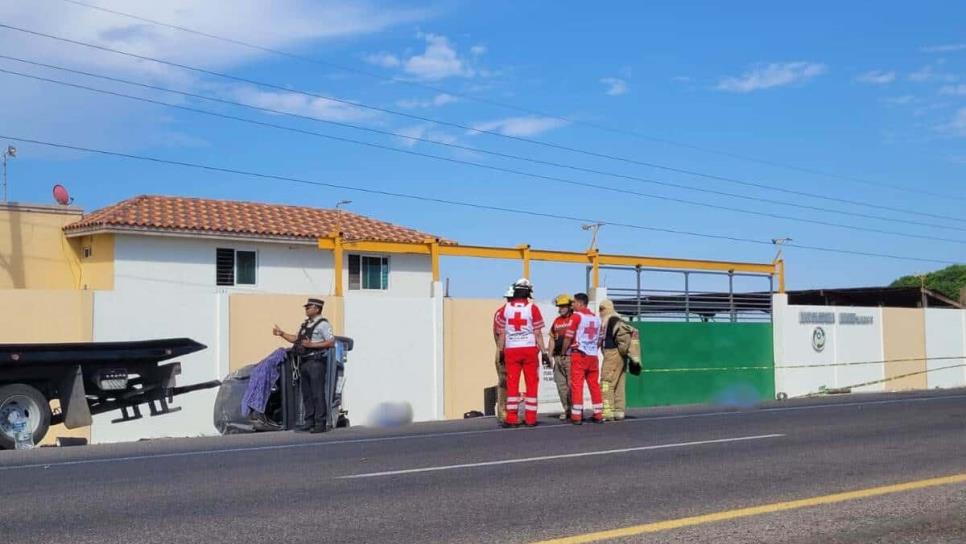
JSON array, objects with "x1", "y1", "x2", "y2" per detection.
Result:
[
  {"x1": 794, "y1": 363, "x2": 966, "y2": 399},
  {"x1": 638, "y1": 355, "x2": 966, "y2": 374}
]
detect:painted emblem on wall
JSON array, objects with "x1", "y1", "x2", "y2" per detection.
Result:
[{"x1": 811, "y1": 326, "x2": 827, "y2": 352}]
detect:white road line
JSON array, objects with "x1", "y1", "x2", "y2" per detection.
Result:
[
  {"x1": 1, "y1": 393, "x2": 962, "y2": 472},
  {"x1": 337, "y1": 434, "x2": 785, "y2": 479}
]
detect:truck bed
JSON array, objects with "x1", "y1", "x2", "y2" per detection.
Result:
[{"x1": 0, "y1": 338, "x2": 206, "y2": 366}]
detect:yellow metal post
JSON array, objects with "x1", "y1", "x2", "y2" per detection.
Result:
[
  {"x1": 590, "y1": 249, "x2": 600, "y2": 289},
  {"x1": 518, "y1": 244, "x2": 531, "y2": 279},
  {"x1": 776, "y1": 258, "x2": 786, "y2": 294},
  {"x1": 427, "y1": 238, "x2": 441, "y2": 283},
  {"x1": 332, "y1": 232, "x2": 344, "y2": 296}
]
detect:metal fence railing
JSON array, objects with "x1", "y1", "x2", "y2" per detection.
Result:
[{"x1": 589, "y1": 266, "x2": 774, "y2": 323}]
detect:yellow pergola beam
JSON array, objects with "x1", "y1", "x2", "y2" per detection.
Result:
[{"x1": 317, "y1": 237, "x2": 780, "y2": 289}]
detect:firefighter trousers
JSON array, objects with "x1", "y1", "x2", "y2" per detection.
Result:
[
  {"x1": 494, "y1": 350, "x2": 507, "y2": 422},
  {"x1": 504, "y1": 346, "x2": 539, "y2": 425},
  {"x1": 601, "y1": 348, "x2": 626, "y2": 420},
  {"x1": 570, "y1": 352, "x2": 603, "y2": 422},
  {"x1": 552, "y1": 355, "x2": 571, "y2": 415}
]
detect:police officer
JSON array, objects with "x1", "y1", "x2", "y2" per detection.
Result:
[{"x1": 273, "y1": 298, "x2": 336, "y2": 433}]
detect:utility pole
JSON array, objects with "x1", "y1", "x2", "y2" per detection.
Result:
[
  {"x1": 581, "y1": 222, "x2": 604, "y2": 252},
  {"x1": 2, "y1": 145, "x2": 16, "y2": 203}
]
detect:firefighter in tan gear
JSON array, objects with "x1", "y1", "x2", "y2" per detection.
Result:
[
  {"x1": 548, "y1": 294, "x2": 578, "y2": 421},
  {"x1": 599, "y1": 299, "x2": 631, "y2": 421}
]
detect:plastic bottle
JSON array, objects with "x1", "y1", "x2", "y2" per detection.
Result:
[{"x1": 9, "y1": 410, "x2": 34, "y2": 450}]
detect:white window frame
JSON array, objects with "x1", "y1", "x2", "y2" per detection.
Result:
[
  {"x1": 348, "y1": 253, "x2": 390, "y2": 291},
  {"x1": 216, "y1": 247, "x2": 259, "y2": 287}
]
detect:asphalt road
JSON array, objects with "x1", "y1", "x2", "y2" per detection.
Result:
[{"x1": 1, "y1": 390, "x2": 964, "y2": 544}]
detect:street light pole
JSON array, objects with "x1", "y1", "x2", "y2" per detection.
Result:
[
  {"x1": 2, "y1": 145, "x2": 16, "y2": 203},
  {"x1": 334, "y1": 199, "x2": 352, "y2": 236}
]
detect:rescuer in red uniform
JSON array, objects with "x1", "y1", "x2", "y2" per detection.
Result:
[
  {"x1": 493, "y1": 278, "x2": 551, "y2": 427},
  {"x1": 562, "y1": 292, "x2": 604, "y2": 424}
]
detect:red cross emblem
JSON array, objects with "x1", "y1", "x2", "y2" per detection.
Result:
[
  {"x1": 508, "y1": 311, "x2": 528, "y2": 331},
  {"x1": 583, "y1": 321, "x2": 599, "y2": 339}
]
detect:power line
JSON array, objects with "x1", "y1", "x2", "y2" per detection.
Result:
[
  {"x1": 2, "y1": 133, "x2": 958, "y2": 266},
  {"x1": 53, "y1": 0, "x2": 966, "y2": 202},
  {"x1": 4, "y1": 54, "x2": 963, "y2": 235},
  {"x1": 2, "y1": 22, "x2": 964, "y2": 225},
  {"x1": 6, "y1": 66, "x2": 966, "y2": 248}
]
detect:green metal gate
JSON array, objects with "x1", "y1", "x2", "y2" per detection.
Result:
[{"x1": 625, "y1": 321, "x2": 775, "y2": 407}]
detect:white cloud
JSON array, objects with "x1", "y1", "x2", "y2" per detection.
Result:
[
  {"x1": 395, "y1": 124, "x2": 459, "y2": 148},
  {"x1": 469, "y1": 116, "x2": 569, "y2": 137},
  {"x1": 396, "y1": 93, "x2": 459, "y2": 109},
  {"x1": 921, "y1": 43, "x2": 966, "y2": 53},
  {"x1": 403, "y1": 33, "x2": 475, "y2": 80},
  {"x1": 0, "y1": 1, "x2": 425, "y2": 151},
  {"x1": 364, "y1": 52, "x2": 401, "y2": 68},
  {"x1": 228, "y1": 86, "x2": 374, "y2": 122},
  {"x1": 942, "y1": 107, "x2": 966, "y2": 136},
  {"x1": 939, "y1": 84, "x2": 966, "y2": 96},
  {"x1": 855, "y1": 70, "x2": 896, "y2": 84},
  {"x1": 470, "y1": 45, "x2": 487, "y2": 56},
  {"x1": 881, "y1": 95, "x2": 918, "y2": 106},
  {"x1": 909, "y1": 64, "x2": 959, "y2": 83},
  {"x1": 600, "y1": 77, "x2": 629, "y2": 96},
  {"x1": 716, "y1": 62, "x2": 827, "y2": 93}
]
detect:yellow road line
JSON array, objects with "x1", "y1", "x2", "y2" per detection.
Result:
[{"x1": 531, "y1": 473, "x2": 966, "y2": 544}]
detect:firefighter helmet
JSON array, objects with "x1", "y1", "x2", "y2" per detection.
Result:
[{"x1": 554, "y1": 294, "x2": 573, "y2": 307}]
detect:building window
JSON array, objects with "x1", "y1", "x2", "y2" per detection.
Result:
[
  {"x1": 216, "y1": 248, "x2": 257, "y2": 286},
  {"x1": 348, "y1": 254, "x2": 389, "y2": 290},
  {"x1": 82, "y1": 247, "x2": 92, "y2": 259}
]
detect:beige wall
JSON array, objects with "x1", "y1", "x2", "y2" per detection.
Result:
[
  {"x1": 0, "y1": 289, "x2": 93, "y2": 443},
  {"x1": 443, "y1": 298, "x2": 503, "y2": 419},
  {"x1": 882, "y1": 308, "x2": 927, "y2": 391},
  {"x1": 0, "y1": 203, "x2": 83, "y2": 289},
  {"x1": 68, "y1": 233, "x2": 115, "y2": 290},
  {"x1": 228, "y1": 294, "x2": 344, "y2": 372}
]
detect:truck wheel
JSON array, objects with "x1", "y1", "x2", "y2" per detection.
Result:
[{"x1": 0, "y1": 384, "x2": 52, "y2": 450}]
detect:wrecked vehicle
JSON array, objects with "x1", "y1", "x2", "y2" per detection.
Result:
[
  {"x1": 0, "y1": 338, "x2": 220, "y2": 449},
  {"x1": 213, "y1": 336, "x2": 353, "y2": 434}
]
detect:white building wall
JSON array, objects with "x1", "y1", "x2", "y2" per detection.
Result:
[
  {"x1": 774, "y1": 303, "x2": 884, "y2": 398},
  {"x1": 342, "y1": 296, "x2": 438, "y2": 424},
  {"x1": 91, "y1": 290, "x2": 225, "y2": 443},
  {"x1": 113, "y1": 234, "x2": 434, "y2": 297},
  {"x1": 925, "y1": 309, "x2": 966, "y2": 389}
]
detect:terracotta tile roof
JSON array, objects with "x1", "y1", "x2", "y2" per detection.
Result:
[{"x1": 64, "y1": 195, "x2": 450, "y2": 244}]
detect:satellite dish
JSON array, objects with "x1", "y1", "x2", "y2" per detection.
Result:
[{"x1": 52, "y1": 184, "x2": 73, "y2": 206}]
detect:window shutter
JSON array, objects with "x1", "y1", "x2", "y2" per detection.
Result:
[
  {"x1": 216, "y1": 248, "x2": 235, "y2": 286},
  {"x1": 348, "y1": 254, "x2": 361, "y2": 290}
]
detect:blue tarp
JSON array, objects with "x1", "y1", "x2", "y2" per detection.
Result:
[{"x1": 241, "y1": 348, "x2": 288, "y2": 417}]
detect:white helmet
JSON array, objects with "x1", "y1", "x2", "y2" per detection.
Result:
[
  {"x1": 503, "y1": 285, "x2": 514, "y2": 298},
  {"x1": 512, "y1": 278, "x2": 533, "y2": 290}
]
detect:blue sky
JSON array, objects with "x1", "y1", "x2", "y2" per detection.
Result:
[{"x1": 0, "y1": 0, "x2": 963, "y2": 297}]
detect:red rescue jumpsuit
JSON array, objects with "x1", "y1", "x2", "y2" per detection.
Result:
[
  {"x1": 567, "y1": 307, "x2": 604, "y2": 422},
  {"x1": 494, "y1": 299, "x2": 545, "y2": 425}
]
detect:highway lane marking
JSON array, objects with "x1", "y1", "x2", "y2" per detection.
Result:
[
  {"x1": 529, "y1": 472, "x2": 966, "y2": 544},
  {"x1": 336, "y1": 434, "x2": 784, "y2": 479},
  {"x1": 0, "y1": 392, "x2": 962, "y2": 471}
]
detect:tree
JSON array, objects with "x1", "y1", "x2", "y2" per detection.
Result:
[{"x1": 890, "y1": 264, "x2": 966, "y2": 301}]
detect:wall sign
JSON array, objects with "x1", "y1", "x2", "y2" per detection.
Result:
[
  {"x1": 811, "y1": 326, "x2": 827, "y2": 352},
  {"x1": 839, "y1": 312, "x2": 874, "y2": 325},
  {"x1": 799, "y1": 311, "x2": 835, "y2": 324}
]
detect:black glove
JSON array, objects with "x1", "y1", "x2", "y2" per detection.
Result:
[
  {"x1": 498, "y1": 352, "x2": 505, "y2": 365},
  {"x1": 541, "y1": 352, "x2": 552, "y2": 368},
  {"x1": 628, "y1": 360, "x2": 643, "y2": 376}
]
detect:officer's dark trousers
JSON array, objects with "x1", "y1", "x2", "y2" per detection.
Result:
[{"x1": 299, "y1": 358, "x2": 327, "y2": 427}]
